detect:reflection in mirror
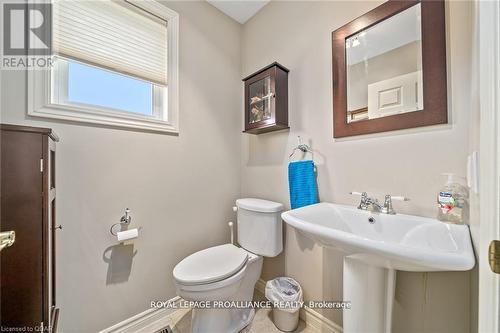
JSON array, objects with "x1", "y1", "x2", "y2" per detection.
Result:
[{"x1": 346, "y1": 3, "x2": 423, "y2": 123}]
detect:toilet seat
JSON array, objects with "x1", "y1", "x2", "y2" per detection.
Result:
[{"x1": 173, "y1": 244, "x2": 248, "y2": 286}]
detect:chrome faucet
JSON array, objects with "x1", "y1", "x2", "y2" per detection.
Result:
[
  {"x1": 350, "y1": 192, "x2": 409, "y2": 214},
  {"x1": 356, "y1": 192, "x2": 381, "y2": 211}
]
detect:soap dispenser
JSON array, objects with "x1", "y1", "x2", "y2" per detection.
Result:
[{"x1": 437, "y1": 173, "x2": 469, "y2": 224}]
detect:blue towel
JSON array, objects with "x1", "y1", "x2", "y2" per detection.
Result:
[{"x1": 288, "y1": 160, "x2": 319, "y2": 209}]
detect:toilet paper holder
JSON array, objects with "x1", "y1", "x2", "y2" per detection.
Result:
[{"x1": 110, "y1": 208, "x2": 132, "y2": 236}]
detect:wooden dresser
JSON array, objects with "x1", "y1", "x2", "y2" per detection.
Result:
[{"x1": 0, "y1": 124, "x2": 60, "y2": 332}]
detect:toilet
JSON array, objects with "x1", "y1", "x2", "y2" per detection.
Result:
[{"x1": 173, "y1": 198, "x2": 283, "y2": 333}]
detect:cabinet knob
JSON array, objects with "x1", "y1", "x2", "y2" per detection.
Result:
[{"x1": 55, "y1": 225, "x2": 63, "y2": 230}]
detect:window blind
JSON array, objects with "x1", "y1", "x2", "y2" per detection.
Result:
[{"x1": 53, "y1": 0, "x2": 167, "y2": 86}]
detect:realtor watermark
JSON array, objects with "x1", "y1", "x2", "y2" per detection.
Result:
[
  {"x1": 1, "y1": 2, "x2": 54, "y2": 69},
  {"x1": 150, "y1": 300, "x2": 351, "y2": 310}
]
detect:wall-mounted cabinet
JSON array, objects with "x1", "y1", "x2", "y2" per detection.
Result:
[{"x1": 243, "y1": 62, "x2": 289, "y2": 134}]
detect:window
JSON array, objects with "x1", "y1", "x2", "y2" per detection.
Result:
[
  {"x1": 51, "y1": 58, "x2": 167, "y2": 118},
  {"x1": 67, "y1": 61, "x2": 154, "y2": 116},
  {"x1": 28, "y1": 0, "x2": 179, "y2": 133}
]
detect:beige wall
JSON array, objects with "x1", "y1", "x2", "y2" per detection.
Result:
[
  {"x1": 241, "y1": 1, "x2": 476, "y2": 332},
  {"x1": 0, "y1": 1, "x2": 242, "y2": 331}
]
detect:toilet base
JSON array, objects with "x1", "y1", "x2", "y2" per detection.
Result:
[
  {"x1": 180, "y1": 252, "x2": 263, "y2": 333},
  {"x1": 191, "y1": 308, "x2": 255, "y2": 333}
]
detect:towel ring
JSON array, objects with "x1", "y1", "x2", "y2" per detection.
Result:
[
  {"x1": 289, "y1": 136, "x2": 317, "y2": 173},
  {"x1": 289, "y1": 136, "x2": 314, "y2": 160}
]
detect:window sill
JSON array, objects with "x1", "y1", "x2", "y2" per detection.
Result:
[{"x1": 28, "y1": 104, "x2": 179, "y2": 134}]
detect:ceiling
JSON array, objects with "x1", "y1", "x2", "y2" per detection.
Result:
[{"x1": 206, "y1": 1, "x2": 270, "y2": 24}]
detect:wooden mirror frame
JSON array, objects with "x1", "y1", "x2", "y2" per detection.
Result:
[{"x1": 332, "y1": 0, "x2": 447, "y2": 138}]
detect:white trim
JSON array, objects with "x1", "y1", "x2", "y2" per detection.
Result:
[
  {"x1": 165, "y1": 5, "x2": 179, "y2": 131},
  {"x1": 255, "y1": 278, "x2": 343, "y2": 333},
  {"x1": 478, "y1": 0, "x2": 500, "y2": 332},
  {"x1": 27, "y1": 0, "x2": 180, "y2": 134},
  {"x1": 301, "y1": 305, "x2": 343, "y2": 333},
  {"x1": 99, "y1": 296, "x2": 180, "y2": 333},
  {"x1": 126, "y1": 0, "x2": 178, "y2": 22}
]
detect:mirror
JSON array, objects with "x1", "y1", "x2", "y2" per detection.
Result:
[
  {"x1": 346, "y1": 4, "x2": 422, "y2": 123},
  {"x1": 332, "y1": 0, "x2": 447, "y2": 138}
]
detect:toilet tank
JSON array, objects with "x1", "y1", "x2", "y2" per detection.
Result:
[{"x1": 236, "y1": 198, "x2": 283, "y2": 257}]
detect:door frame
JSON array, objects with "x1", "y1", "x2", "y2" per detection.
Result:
[{"x1": 478, "y1": 0, "x2": 500, "y2": 332}]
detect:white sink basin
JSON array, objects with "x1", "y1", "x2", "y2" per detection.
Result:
[
  {"x1": 281, "y1": 202, "x2": 476, "y2": 333},
  {"x1": 281, "y1": 202, "x2": 475, "y2": 271}
]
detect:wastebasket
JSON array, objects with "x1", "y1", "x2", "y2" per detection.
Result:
[{"x1": 265, "y1": 277, "x2": 303, "y2": 332}]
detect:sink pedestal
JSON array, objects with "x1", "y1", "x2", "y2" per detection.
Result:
[{"x1": 343, "y1": 257, "x2": 396, "y2": 333}]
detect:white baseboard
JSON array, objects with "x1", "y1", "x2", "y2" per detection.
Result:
[
  {"x1": 300, "y1": 306, "x2": 343, "y2": 333},
  {"x1": 99, "y1": 296, "x2": 180, "y2": 333},
  {"x1": 255, "y1": 278, "x2": 343, "y2": 333}
]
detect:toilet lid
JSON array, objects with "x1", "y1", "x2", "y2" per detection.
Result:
[{"x1": 173, "y1": 244, "x2": 248, "y2": 285}]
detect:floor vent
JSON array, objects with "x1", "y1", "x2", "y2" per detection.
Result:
[{"x1": 155, "y1": 325, "x2": 172, "y2": 333}]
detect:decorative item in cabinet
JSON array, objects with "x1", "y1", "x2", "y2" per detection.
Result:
[{"x1": 243, "y1": 62, "x2": 289, "y2": 134}]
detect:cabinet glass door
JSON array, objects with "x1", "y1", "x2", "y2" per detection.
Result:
[{"x1": 248, "y1": 76, "x2": 272, "y2": 124}]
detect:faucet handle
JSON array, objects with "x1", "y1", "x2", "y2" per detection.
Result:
[
  {"x1": 351, "y1": 192, "x2": 368, "y2": 210},
  {"x1": 381, "y1": 195, "x2": 409, "y2": 215},
  {"x1": 388, "y1": 195, "x2": 410, "y2": 201}
]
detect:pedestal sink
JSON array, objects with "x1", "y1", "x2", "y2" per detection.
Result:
[{"x1": 281, "y1": 203, "x2": 475, "y2": 333}]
